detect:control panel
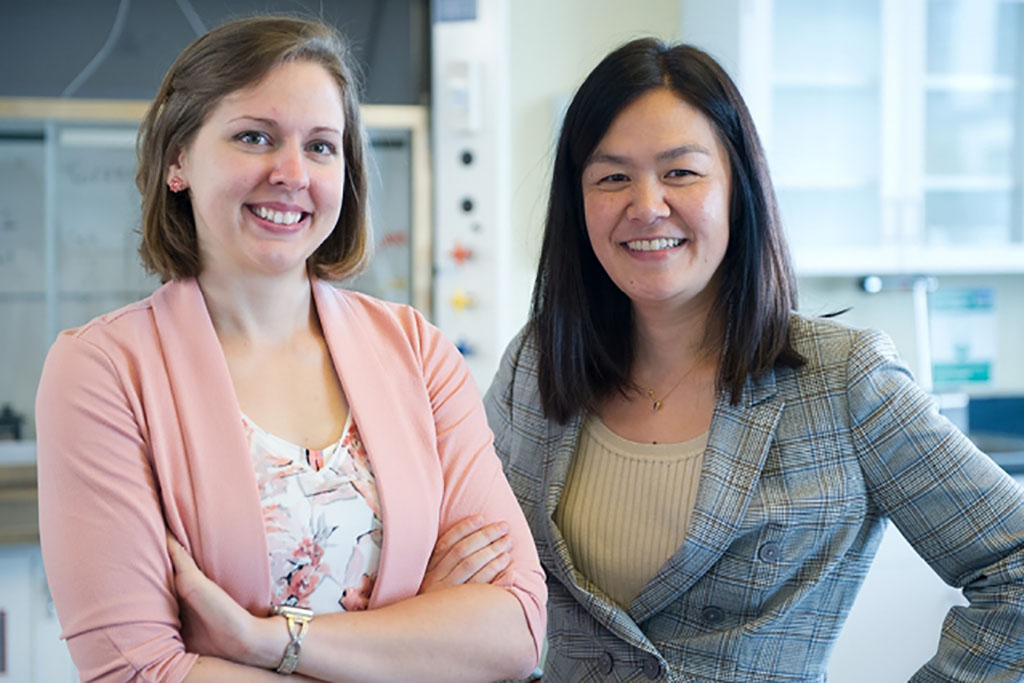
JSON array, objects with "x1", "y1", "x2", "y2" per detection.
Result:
[{"x1": 431, "y1": 0, "x2": 511, "y2": 388}]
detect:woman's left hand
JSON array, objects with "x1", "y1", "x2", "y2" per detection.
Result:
[
  {"x1": 167, "y1": 533, "x2": 264, "y2": 665},
  {"x1": 419, "y1": 515, "x2": 513, "y2": 594}
]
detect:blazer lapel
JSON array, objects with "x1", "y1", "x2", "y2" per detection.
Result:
[
  {"x1": 535, "y1": 411, "x2": 579, "y2": 572},
  {"x1": 311, "y1": 281, "x2": 436, "y2": 608},
  {"x1": 629, "y1": 370, "x2": 784, "y2": 624},
  {"x1": 151, "y1": 279, "x2": 270, "y2": 611},
  {"x1": 539, "y1": 412, "x2": 659, "y2": 652}
]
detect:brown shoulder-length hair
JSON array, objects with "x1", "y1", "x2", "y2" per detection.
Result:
[
  {"x1": 136, "y1": 15, "x2": 370, "y2": 282},
  {"x1": 532, "y1": 38, "x2": 804, "y2": 423}
]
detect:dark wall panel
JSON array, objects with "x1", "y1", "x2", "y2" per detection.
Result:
[{"x1": 0, "y1": 0, "x2": 429, "y2": 104}]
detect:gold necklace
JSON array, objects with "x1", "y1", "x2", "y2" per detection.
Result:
[
  {"x1": 640, "y1": 359, "x2": 705, "y2": 411},
  {"x1": 645, "y1": 377, "x2": 685, "y2": 411}
]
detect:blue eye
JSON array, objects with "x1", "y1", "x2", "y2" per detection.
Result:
[
  {"x1": 236, "y1": 131, "x2": 270, "y2": 145},
  {"x1": 307, "y1": 140, "x2": 337, "y2": 156}
]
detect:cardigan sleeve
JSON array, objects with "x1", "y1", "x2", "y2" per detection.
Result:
[
  {"x1": 414, "y1": 317, "x2": 548, "y2": 663},
  {"x1": 36, "y1": 331, "x2": 197, "y2": 682},
  {"x1": 846, "y1": 328, "x2": 1024, "y2": 681}
]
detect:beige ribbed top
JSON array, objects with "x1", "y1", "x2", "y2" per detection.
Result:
[{"x1": 554, "y1": 416, "x2": 707, "y2": 609}]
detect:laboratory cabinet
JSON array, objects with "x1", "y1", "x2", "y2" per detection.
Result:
[{"x1": 682, "y1": 0, "x2": 1024, "y2": 276}]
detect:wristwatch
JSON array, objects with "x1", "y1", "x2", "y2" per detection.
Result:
[{"x1": 269, "y1": 604, "x2": 314, "y2": 674}]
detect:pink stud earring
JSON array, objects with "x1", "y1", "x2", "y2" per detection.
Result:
[{"x1": 168, "y1": 177, "x2": 185, "y2": 193}]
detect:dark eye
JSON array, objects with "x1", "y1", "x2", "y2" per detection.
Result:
[
  {"x1": 307, "y1": 140, "x2": 337, "y2": 156},
  {"x1": 666, "y1": 169, "x2": 696, "y2": 179},
  {"x1": 600, "y1": 173, "x2": 629, "y2": 183},
  {"x1": 236, "y1": 131, "x2": 270, "y2": 146}
]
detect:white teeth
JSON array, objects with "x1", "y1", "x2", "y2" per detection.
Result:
[
  {"x1": 625, "y1": 238, "x2": 683, "y2": 251},
  {"x1": 253, "y1": 205, "x2": 303, "y2": 225}
]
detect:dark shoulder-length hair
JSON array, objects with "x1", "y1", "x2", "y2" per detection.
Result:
[
  {"x1": 532, "y1": 37, "x2": 804, "y2": 423},
  {"x1": 136, "y1": 15, "x2": 370, "y2": 282}
]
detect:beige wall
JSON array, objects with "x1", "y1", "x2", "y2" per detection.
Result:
[{"x1": 504, "y1": 1, "x2": 682, "y2": 338}]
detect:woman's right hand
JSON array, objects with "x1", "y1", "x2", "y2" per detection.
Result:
[{"x1": 419, "y1": 515, "x2": 514, "y2": 594}]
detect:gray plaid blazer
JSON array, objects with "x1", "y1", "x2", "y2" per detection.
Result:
[{"x1": 484, "y1": 314, "x2": 1024, "y2": 682}]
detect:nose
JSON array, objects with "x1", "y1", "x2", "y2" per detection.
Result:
[
  {"x1": 268, "y1": 141, "x2": 310, "y2": 191},
  {"x1": 627, "y1": 179, "x2": 670, "y2": 224}
]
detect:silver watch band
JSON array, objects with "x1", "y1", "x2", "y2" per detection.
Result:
[{"x1": 269, "y1": 605, "x2": 313, "y2": 675}]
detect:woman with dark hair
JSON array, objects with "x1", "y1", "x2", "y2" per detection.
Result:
[
  {"x1": 36, "y1": 16, "x2": 544, "y2": 682},
  {"x1": 485, "y1": 38, "x2": 1024, "y2": 681}
]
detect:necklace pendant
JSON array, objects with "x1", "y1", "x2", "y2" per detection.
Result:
[{"x1": 652, "y1": 399, "x2": 662, "y2": 411}]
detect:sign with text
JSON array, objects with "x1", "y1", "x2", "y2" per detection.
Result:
[{"x1": 930, "y1": 288, "x2": 997, "y2": 387}]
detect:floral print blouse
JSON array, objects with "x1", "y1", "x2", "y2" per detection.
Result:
[{"x1": 242, "y1": 411, "x2": 382, "y2": 614}]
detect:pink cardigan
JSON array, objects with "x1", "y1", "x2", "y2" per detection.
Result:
[{"x1": 36, "y1": 278, "x2": 546, "y2": 682}]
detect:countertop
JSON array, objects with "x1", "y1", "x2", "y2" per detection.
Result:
[
  {"x1": 0, "y1": 455, "x2": 37, "y2": 544},
  {"x1": 969, "y1": 431, "x2": 1024, "y2": 474}
]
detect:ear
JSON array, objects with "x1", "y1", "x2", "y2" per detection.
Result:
[{"x1": 166, "y1": 146, "x2": 188, "y2": 187}]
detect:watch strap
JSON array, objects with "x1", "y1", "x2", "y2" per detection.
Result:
[{"x1": 269, "y1": 605, "x2": 313, "y2": 674}]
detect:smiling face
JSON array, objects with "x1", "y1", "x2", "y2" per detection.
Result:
[
  {"x1": 582, "y1": 87, "x2": 731, "y2": 317},
  {"x1": 168, "y1": 60, "x2": 346, "y2": 281}
]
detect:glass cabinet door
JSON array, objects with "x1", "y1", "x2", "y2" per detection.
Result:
[
  {"x1": 52, "y1": 124, "x2": 161, "y2": 335},
  {"x1": 922, "y1": 0, "x2": 1023, "y2": 249},
  {"x1": 346, "y1": 129, "x2": 415, "y2": 304},
  {"x1": 705, "y1": 0, "x2": 1024, "y2": 274},
  {"x1": 768, "y1": 0, "x2": 885, "y2": 253},
  {"x1": 0, "y1": 130, "x2": 46, "y2": 444},
  {"x1": 0, "y1": 121, "x2": 161, "y2": 443}
]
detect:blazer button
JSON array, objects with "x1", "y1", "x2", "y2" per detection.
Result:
[
  {"x1": 758, "y1": 541, "x2": 781, "y2": 562},
  {"x1": 598, "y1": 652, "x2": 614, "y2": 675},
  {"x1": 701, "y1": 605, "x2": 725, "y2": 624},
  {"x1": 643, "y1": 654, "x2": 663, "y2": 679}
]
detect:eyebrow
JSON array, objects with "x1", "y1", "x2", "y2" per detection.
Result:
[
  {"x1": 228, "y1": 116, "x2": 342, "y2": 136},
  {"x1": 588, "y1": 144, "x2": 712, "y2": 166}
]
